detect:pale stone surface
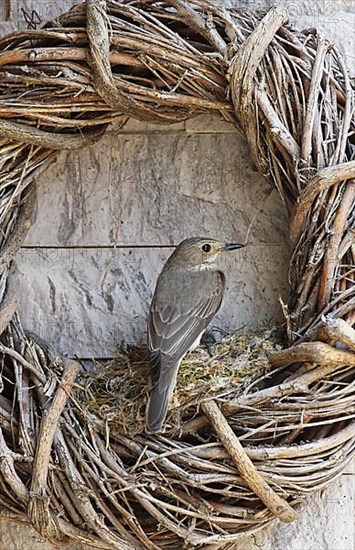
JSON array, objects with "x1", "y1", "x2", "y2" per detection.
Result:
[
  {"x1": 17, "y1": 243, "x2": 288, "y2": 356},
  {"x1": 25, "y1": 132, "x2": 286, "y2": 247},
  {"x1": 20, "y1": 128, "x2": 289, "y2": 356},
  {"x1": 0, "y1": 0, "x2": 354, "y2": 549},
  {"x1": 21, "y1": 113, "x2": 289, "y2": 357}
]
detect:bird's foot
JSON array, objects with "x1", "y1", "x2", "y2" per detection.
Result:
[{"x1": 201, "y1": 330, "x2": 221, "y2": 357}]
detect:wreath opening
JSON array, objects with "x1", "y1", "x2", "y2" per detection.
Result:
[{"x1": 0, "y1": 1, "x2": 354, "y2": 549}]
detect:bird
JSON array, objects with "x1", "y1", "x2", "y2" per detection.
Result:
[{"x1": 146, "y1": 236, "x2": 245, "y2": 433}]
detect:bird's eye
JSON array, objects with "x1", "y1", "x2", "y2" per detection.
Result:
[{"x1": 202, "y1": 243, "x2": 211, "y2": 253}]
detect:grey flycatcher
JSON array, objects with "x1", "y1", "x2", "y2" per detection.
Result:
[{"x1": 146, "y1": 236, "x2": 245, "y2": 433}]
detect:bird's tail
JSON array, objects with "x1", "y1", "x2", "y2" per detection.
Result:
[
  {"x1": 146, "y1": 384, "x2": 172, "y2": 433},
  {"x1": 146, "y1": 361, "x2": 180, "y2": 433}
]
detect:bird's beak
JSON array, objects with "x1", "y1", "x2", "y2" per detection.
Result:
[{"x1": 221, "y1": 242, "x2": 246, "y2": 251}]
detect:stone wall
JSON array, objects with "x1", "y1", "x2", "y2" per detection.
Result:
[{"x1": 0, "y1": 1, "x2": 354, "y2": 549}]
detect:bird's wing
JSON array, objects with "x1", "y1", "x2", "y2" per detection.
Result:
[{"x1": 148, "y1": 272, "x2": 225, "y2": 389}]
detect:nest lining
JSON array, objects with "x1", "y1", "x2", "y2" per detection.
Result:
[{"x1": 80, "y1": 326, "x2": 282, "y2": 437}]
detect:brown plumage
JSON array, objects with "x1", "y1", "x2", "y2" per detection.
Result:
[{"x1": 146, "y1": 237, "x2": 245, "y2": 433}]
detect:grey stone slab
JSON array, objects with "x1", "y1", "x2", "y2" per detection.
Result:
[
  {"x1": 185, "y1": 114, "x2": 238, "y2": 133},
  {"x1": 17, "y1": 243, "x2": 289, "y2": 357},
  {"x1": 25, "y1": 132, "x2": 288, "y2": 248},
  {"x1": 0, "y1": 19, "x2": 20, "y2": 37},
  {"x1": 116, "y1": 118, "x2": 187, "y2": 134}
]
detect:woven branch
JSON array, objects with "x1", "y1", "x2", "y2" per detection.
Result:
[{"x1": 0, "y1": 1, "x2": 354, "y2": 548}]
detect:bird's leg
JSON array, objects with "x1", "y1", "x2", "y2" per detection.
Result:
[{"x1": 201, "y1": 331, "x2": 219, "y2": 357}]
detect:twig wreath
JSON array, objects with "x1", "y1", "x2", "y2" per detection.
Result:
[{"x1": 0, "y1": 0, "x2": 354, "y2": 548}]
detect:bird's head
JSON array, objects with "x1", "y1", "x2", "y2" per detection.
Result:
[{"x1": 167, "y1": 237, "x2": 246, "y2": 270}]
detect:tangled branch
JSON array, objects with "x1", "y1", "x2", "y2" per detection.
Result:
[{"x1": 0, "y1": 1, "x2": 354, "y2": 548}]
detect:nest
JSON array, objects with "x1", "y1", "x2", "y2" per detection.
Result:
[
  {"x1": 0, "y1": 1, "x2": 354, "y2": 549},
  {"x1": 81, "y1": 327, "x2": 282, "y2": 437}
]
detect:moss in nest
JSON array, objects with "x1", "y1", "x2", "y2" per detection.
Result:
[{"x1": 79, "y1": 326, "x2": 283, "y2": 437}]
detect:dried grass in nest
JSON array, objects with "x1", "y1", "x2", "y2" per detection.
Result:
[
  {"x1": 81, "y1": 327, "x2": 282, "y2": 437},
  {"x1": 0, "y1": 0, "x2": 354, "y2": 548}
]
